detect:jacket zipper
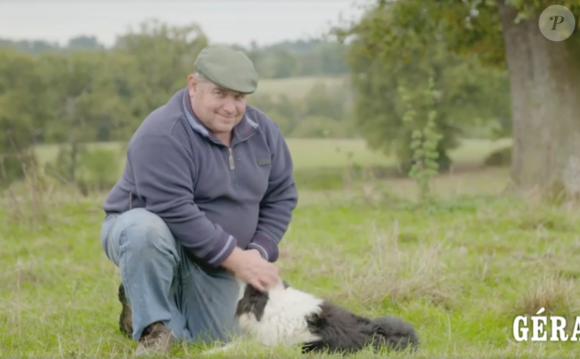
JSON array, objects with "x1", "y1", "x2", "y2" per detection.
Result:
[
  {"x1": 228, "y1": 147, "x2": 237, "y2": 185},
  {"x1": 228, "y1": 147, "x2": 235, "y2": 170}
]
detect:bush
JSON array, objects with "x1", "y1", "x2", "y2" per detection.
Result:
[
  {"x1": 76, "y1": 148, "x2": 121, "y2": 194},
  {"x1": 45, "y1": 146, "x2": 121, "y2": 195},
  {"x1": 0, "y1": 150, "x2": 38, "y2": 190},
  {"x1": 484, "y1": 145, "x2": 512, "y2": 167}
]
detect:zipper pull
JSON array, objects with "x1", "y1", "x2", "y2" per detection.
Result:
[{"x1": 228, "y1": 147, "x2": 235, "y2": 170}]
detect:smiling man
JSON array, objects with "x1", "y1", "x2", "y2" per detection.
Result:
[{"x1": 99, "y1": 45, "x2": 298, "y2": 356}]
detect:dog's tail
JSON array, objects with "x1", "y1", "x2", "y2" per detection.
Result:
[{"x1": 371, "y1": 316, "x2": 419, "y2": 352}]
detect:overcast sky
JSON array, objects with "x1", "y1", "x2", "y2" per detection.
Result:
[{"x1": 0, "y1": 0, "x2": 370, "y2": 47}]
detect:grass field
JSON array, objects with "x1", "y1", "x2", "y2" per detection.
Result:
[
  {"x1": 33, "y1": 137, "x2": 512, "y2": 172},
  {"x1": 254, "y1": 75, "x2": 348, "y2": 99},
  {"x1": 31, "y1": 136, "x2": 512, "y2": 194},
  {"x1": 4, "y1": 137, "x2": 580, "y2": 358}
]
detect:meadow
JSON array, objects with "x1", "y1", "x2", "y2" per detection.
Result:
[
  {"x1": 254, "y1": 75, "x2": 348, "y2": 99},
  {"x1": 32, "y1": 137, "x2": 513, "y2": 188},
  {"x1": 3, "y1": 133, "x2": 580, "y2": 358}
]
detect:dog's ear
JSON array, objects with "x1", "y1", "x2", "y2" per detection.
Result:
[
  {"x1": 235, "y1": 284, "x2": 269, "y2": 322},
  {"x1": 282, "y1": 279, "x2": 290, "y2": 289}
]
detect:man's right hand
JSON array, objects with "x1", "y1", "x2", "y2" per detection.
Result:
[{"x1": 221, "y1": 247, "x2": 279, "y2": 292}]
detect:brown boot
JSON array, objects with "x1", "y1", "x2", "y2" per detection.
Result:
[
  {"x1": 118, "y1": 283, "x2": 133, "y2": 337},
  {"x1": 134, "y1": 322, "x2": 173, "y2": 357}
]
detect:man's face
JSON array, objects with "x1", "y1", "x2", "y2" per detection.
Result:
[{"x1": 188, "y1": 75, "x2": 247, "y2": 135}]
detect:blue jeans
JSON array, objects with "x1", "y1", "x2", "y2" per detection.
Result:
[{"x1": 100, "y1": 208, "x2": 241, "y2": 343}]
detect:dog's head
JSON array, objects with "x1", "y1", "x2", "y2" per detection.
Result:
[{"x1": 235, "y1": 277, "x2": 289, "y2": 322}]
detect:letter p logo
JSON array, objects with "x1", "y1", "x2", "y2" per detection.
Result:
[
  {"x1": 550, "y1": 15, "x2": 565, "y2": 30},
  {"x1": 539, "y1": 5, "x2": 576, "y2": 41}
]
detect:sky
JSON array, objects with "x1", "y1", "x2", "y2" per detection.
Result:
[{"x1": 0, "y1": 0, "x2": 371, "y2": 47}]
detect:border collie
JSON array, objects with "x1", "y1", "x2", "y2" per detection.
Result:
[{"x1": 203, "y1": 278, "x2": 419, "y2": 355}]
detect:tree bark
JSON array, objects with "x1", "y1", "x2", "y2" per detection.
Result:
[{"x1": 498, "y1": 1, "x2": 580, "y2": 200}]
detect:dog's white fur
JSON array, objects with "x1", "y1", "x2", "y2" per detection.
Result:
[
  {"x1": 236, "y1": 278, "x2": 323, "y2": 347},
  {"x1": 202, "y1": 278, "x2": 323, "y2": 354}
]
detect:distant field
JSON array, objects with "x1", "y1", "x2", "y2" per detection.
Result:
[
  {"x1": 287, "y1": 137, "x2": 512, "y2": 169},
  {"x1": 254, "y1": 75, "x2": 348, "y2": 99},
  {"x1": 34, "y1": 137, "x2": 512, "y2": 173},
  {"x1": 34, "y1": 142, "x2": 124, "y2": 167}
]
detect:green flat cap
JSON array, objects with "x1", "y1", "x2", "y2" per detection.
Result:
[{"x1": 194, "y1": 45, "x2": 258, "y2": 94}]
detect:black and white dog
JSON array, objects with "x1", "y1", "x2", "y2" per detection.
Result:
[{"x1": 203, "y1": 278, "x2": 419, "y2": 355}]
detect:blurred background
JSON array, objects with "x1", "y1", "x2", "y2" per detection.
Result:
[{"x1": 0, "y1": 0, "x2": 519, "y2": 195}]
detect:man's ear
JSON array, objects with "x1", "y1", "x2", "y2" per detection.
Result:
[{"x1": 187, "y1": 74, "x2": 198, "y2": 96}]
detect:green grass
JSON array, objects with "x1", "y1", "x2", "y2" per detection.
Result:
[
  {"x1": 9, "y1": 136, "x2": 580, "y2": 358},
  {"x1": 3, "y1": 165, "x2": 580, "y2": 358},
  {"x1": 254, "y1": 75, "x2": 348, "y2": 99}
]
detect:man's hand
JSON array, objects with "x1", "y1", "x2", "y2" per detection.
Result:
[
  {"x1": 246, "y1": 248, "x2": 264, "y2": 260},
  {"x1": 221, "y1": 247, "x2": 279, "y2": 292}
]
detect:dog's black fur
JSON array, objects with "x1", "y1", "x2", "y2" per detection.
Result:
[
  {"x1": 236, "y1": 280, "x2": 419, "y2": 355},
  {"x1": 302, "y1": 303, "x2": 418, "y2": 354},
  {"x1": 235, "y1": 279, "x2": 290, "y2": 322}
]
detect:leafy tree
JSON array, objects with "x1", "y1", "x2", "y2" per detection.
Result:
[
  {"x1": 301, "y1": 81, "x2": 348, "y2": 121},
  {"x1": 335, "y1": 0, "x2": 580, "y2": 196},
  {"x1": 112, "y1": 18, "x2": 209, "y2": 116},
  {"x1": 0, "y1": 48, "x2": 47, "y2": 186},
  {"x1": 35, "y1": 50, "x2": 109, "y2": 181},
  {"x1": 336, "y1": 14, "x2": 507, "y2": 172}
]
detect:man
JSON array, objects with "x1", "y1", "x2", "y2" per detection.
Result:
[{"x1": 99, "y1": 45, "x2": 298, "y2": 356}]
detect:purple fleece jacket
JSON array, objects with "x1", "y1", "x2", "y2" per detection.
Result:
[{"x1": 102, "y1": 88, "x2": 298, "y2": 267}]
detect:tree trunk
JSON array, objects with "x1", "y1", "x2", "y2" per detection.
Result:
[{"x1": 498, "y1": 1, "x2": 580, "y2": 200}]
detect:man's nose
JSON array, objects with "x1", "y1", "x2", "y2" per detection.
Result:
[{"x1": 222, "y1": 98, "x2": 236, "y2": 113}]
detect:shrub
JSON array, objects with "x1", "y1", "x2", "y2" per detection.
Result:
[{"x1": 484, "y1": 145, "x2": 512, "y2": 167}]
